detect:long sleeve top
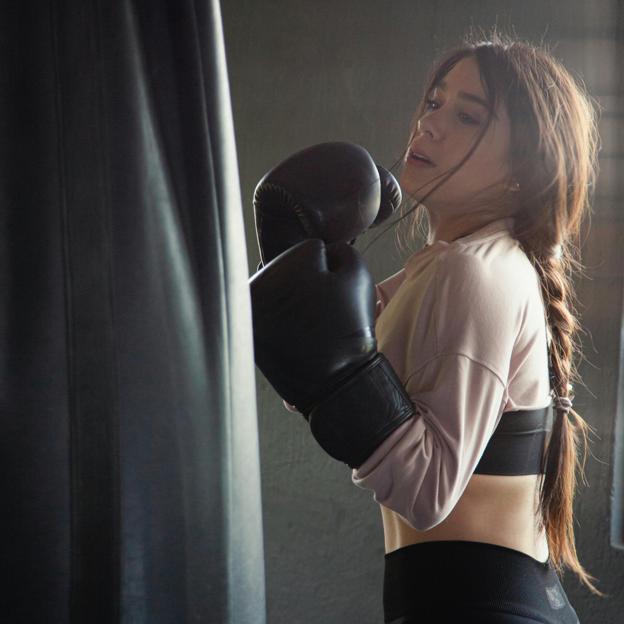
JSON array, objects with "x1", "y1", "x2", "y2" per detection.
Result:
[{"x1": 350, "y1": 216, "x2": 553, "y2": 531}]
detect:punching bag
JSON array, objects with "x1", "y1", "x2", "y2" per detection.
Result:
[{"x1": 0, "y1": 1, "x2": 265, "y2": 623}]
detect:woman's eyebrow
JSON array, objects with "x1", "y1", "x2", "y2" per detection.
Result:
[{"x1": 432, "y1": 79, "x2": 498, "y2": 119}]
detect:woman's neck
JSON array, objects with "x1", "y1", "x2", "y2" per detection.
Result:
[{"x1": 426, "y1": 208, "x2": 509, "y2": 244}]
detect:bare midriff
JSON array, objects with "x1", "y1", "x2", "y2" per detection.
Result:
[{"x1": 382, "y1": 473, "x2": 550, "y2": 564}]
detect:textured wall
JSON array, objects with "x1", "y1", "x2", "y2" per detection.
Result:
[{"x1": 221, "y1": 1, "x2": 624, "y2": 622}]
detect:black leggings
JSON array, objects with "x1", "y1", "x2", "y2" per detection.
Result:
[{"x1": 383, "y1": 540, "x2": 580, "y2": 623}]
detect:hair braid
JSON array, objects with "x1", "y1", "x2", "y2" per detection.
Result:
[{"x1": 520, "y1": 239, "x2": 603, "y2": 595}]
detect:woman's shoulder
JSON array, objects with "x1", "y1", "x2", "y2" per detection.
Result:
[
  {"x1": 430, "y1": 233, "x2": 542, "y2": 342},
  {"x1": 439, "y1": 231, "x2": 538, "y2": 297}
]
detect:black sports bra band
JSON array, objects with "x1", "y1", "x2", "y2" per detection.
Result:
[
  {"x1": 473, "y1": 314, "x2": 556, "y2": 476},
  {"x1": 473, "y1": 405, "x2": 553, "y2": 476}
]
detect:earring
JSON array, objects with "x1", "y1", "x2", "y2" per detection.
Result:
[{"x1": 510, "y1": 181, "x2": 520, "y2": 192}]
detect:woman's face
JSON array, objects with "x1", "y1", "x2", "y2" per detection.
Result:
[{"x1": 400, "y1": 55, "x2": 513, "y2": 215}]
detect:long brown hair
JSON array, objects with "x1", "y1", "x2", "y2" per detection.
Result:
[{"x1": 375, "y1": 31, "x2": 604, "y2": 595}]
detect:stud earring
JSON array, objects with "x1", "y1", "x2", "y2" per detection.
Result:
[{"x1": 510, "y1": 181, "x2": 520, "y2": 192}]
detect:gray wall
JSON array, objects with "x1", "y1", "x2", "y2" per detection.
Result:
[{"x1": 221, "y1": 1, "x2": 624, "y2": 622}]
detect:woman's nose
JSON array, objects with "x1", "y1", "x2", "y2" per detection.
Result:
[{"x1": 417, "y1": 116, "x2": 440, "y2": 141}]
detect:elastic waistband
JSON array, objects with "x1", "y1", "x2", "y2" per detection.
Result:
[{"x1": 384, "y1": 539, "x2": 551, "y2": 569}]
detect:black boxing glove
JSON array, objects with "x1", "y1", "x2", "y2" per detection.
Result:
[
  {"x1": 249, "y1": 238, "x2": 415, "y2": 469},
  {"x1": 253, "y1": 142, "x2": 401, "y2": 270},
  {"x1": 374, "y1": 164, "x2": 403, "y2": 228}
]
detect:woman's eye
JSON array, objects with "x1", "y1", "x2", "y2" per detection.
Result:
[{"x1": 459, "y1": 112, "x2": 479, "y2": 125}]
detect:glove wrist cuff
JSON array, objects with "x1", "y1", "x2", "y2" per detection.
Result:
[{"x1": 306, "y1": 353, "x2": 415, "y2": 469}]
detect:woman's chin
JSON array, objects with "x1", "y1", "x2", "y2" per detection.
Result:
[{"x1": 399, "y1": 174, "x2": 442, "y2": 201}]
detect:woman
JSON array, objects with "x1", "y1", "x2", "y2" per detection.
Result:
[
  {"x1": 354, "y1": 33, "x2": 605, "y2": 622},
  {"x1": 257, "y1": 32, "x2": 605, "y2": 623}
]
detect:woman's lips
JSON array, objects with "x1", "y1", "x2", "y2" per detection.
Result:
[{"x1": 407, "y1": 151, "x2": 436, "y2": 168}]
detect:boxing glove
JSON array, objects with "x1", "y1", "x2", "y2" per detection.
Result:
[
  {"x1": 249, "y1": 238, "x2": 415, "y2": 469},
  {"x1": 253, "y1": 142, "x2": 401, "y2": 269}
]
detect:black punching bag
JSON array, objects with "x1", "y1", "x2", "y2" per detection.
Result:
[{"x1": 0, "y1": 1, "x2": 265, "y2": 622}]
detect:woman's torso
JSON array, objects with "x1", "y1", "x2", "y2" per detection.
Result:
[
  {"x1": 374, "y1": 221, "x2": 551, "y2": 564},
  {"x1": 382, "y1": 472, "x2": 549, "y2": 562}
]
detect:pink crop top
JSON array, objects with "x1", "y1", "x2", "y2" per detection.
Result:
[{"x1": 350, "y1": 216, "x2": 553, "y2": 531}]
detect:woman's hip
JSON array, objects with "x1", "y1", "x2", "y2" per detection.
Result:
[{"x1": 383, "y1": 540, "x2": 580, "y2": 624}]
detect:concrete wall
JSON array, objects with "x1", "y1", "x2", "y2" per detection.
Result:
[{"x1": 221, "y1": 1, "x2": 624, "y2": 622}]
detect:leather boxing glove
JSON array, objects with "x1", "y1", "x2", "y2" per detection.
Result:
[
  {"x1": 374, "y1": 164, "x2": 403, "y2": 228},
  {"x1": 253, "y1": 142, "x2": 401, "y2": 270},
  {"x1": 249, "y1": 238, "x2": 415, "y2": 469}
]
